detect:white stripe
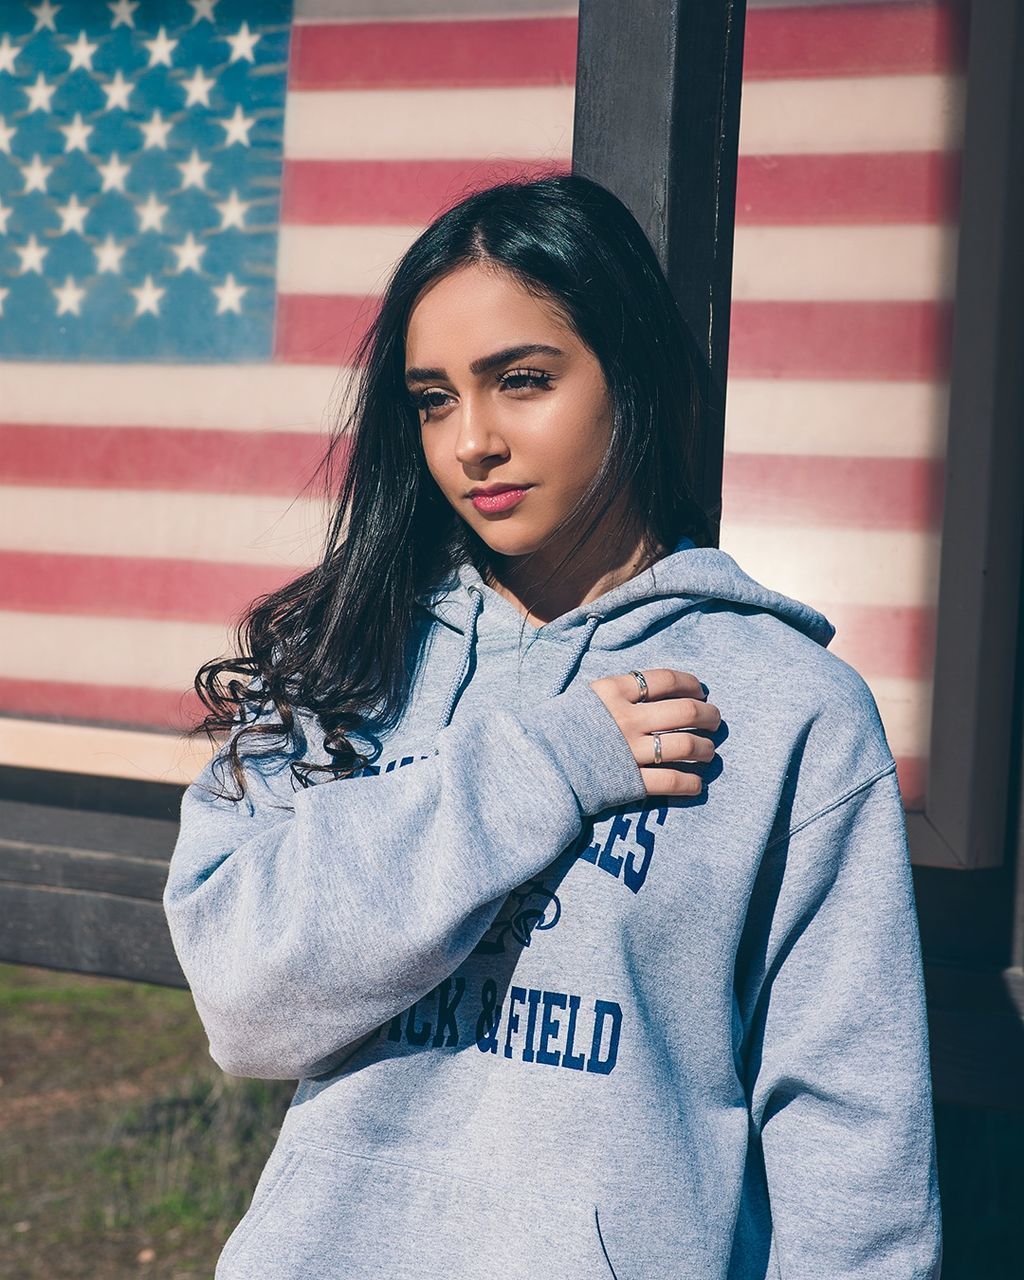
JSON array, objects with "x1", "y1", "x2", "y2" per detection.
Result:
[
  {"x1": 1, "y1": 487, "x2": 939, "y2": 611},
  {"x1": 737, "y1": 74, "x2": 964, "y2": 154},
  {"x1": 731, "y1": 225, "x2": 958, "y2": 302},
  {"x1": 724, "y1": 380, "x2": 948, "y2": 458},
  {"x1": 284, "y1": 86, "x2": 575, "y2": 160},
  {"x1": 294, "y1": 0, "x2": 579, "y2": 19},
  {"x1": 0, "y1": 487, "x2": 327, "y2": 565},
  {"x1": 718, "y1": 525, "x2": 941, "y2": 606},
  {"x1": 3, "y1": 490, "x2": 940, "y2": 607},
  {"x1": 294, "y1": 0, "x2": 903, "y2": 20},
  {"x1": 0, "y1": 716, "x2": 213, "y2": 785},
  {"x1": 745, "y1": 0, "x2": 907, "y2": 6},
  {"x1": 0, "y1": 363, "x2": 342, "y2": 430},
  {"x1": 0, "y1": 669, "x2": 927, "y2": 786},
  {"x1": 0, "y1": 366, "x2": 949, "y2": 459},
  {"x1": 2, "y1": 611, "x2": 234, "y2": 691},
  {"x1": 2, "y1": 608, "x2": 935, "y2": 715},
  {"x1": 277, "y1": 223, "x2": 958, "y2": 301},
  {"x1": 281, "y1": 75, "x2": 962, "y2": 162},
  {"x1": 277, "y1": 224, "x2": 421, "y2": 294},
  {"x1": 859, "y1": 675, "x2": 930, "y2": 762}
]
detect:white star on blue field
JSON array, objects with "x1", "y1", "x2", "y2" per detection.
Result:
[{"x1": 0, "y1": 0, "x2": 291, "y2": 360}]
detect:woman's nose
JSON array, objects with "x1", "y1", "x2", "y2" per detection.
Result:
[{"x1": 453, "y1": 401, "x2": 509, "y2": 466}]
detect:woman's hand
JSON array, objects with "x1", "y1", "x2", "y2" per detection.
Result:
[{"x1": 588, "y1": 668, "x2": 721, "y2": 797}]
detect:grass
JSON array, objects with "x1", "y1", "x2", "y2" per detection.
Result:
[
  {"x1": 1, "y1": 961, "x2": 1022, "y2": 1278},
  {"x1": 0, "y1": 962, "x2": 293, "y2": 1279}
]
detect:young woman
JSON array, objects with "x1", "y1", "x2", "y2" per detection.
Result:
[{"x1": 164, "y1": 174, "x2": 941, "y2": 1279}]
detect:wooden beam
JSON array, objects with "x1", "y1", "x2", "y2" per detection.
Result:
[
  {"x1": 572, "y1": 0, "x2": 748, "y2": 545},
  {"x1": 0, "y1": 883, "x2": 184, "y2": 988},
  {"x1": 0, "y1": 793, "x2": 185, "y2": 987},
  {"x1": 911, "y1": 0, "x2": 1024, "y2": 869}
]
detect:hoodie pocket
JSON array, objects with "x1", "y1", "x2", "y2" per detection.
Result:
[
  {"x1": 216, "y1": 1141, "x2": 304, "y2": 1276},
  {"x1": 216, "y1": 1137, "x2": 617, "y2": 1280}
]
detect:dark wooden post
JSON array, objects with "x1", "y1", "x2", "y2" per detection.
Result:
[{"x1": 571, "y1": 0, "x2": 748, "y2": 546}]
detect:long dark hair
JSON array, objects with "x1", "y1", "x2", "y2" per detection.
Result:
[{"x1": 186, "y1": 170, "x2": 712, "y2": 801}]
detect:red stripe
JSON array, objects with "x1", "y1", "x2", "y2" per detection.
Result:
[
  {"x1": 281, "y1": 153, "x2": 958, "y2": 228},
  {"x1": 1, "y1": 668, "x2": 931, "y2": 809},
  {"x1": 281, "y1": 158, "x2": 572, "y2": 226},
  {"x1": 274, "y1": 293, "x2": 380, "y2": 364},
  {"x1": 287, "y1": 5, "x2": 966, "y2": 94},
  {"x1": 275, "y1": 294, "x2": 954, "y2": 377},
  {"x1": 0, "y1": 426, "x2": 943, "y2": 534},
  {"x1": 735, "y1": 151, "x2": 961, "y2": 226},
  {"x1": 825, "y1": 602, "x2": 937, "y2": 681},
  {"x1": 289, "y1": 17, "x2": 578, "y2": 90},
  {"x1": 0, "y1": 552, "x2": 298, "y2": 623},
  {"x1": 896, "y1": 755, "x2": 926, "y2": 810},
  {"x1": 0, "y1": 677, "x2": 206, "y2": 734},
  {"x1": 2, "y1": 551, "x2": 935, "y2": 682},
  {"x1": 743, "y1": 2, "x2": 968, "y2": 79},
  {"x1": 722, "y1": 454, "x2": 944, "y2": 530},
  {"x1": 0, "y1": 425, "x2": 330, "y2": 494},
  {"x1": 730, "y1": 300, "x2": 953, "y2": 379}
]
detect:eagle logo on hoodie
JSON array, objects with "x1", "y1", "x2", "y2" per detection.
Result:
[{"x1": 472, "y1": 880, "x2": 562, "y2": 956}]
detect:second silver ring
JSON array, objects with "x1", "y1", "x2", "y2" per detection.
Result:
[
  {"x1": 629, "y1": 669, "x2": 649, "y2": 702},
  {"x1": 652, "y1": 731, "x2": 663, "y2": 766}
]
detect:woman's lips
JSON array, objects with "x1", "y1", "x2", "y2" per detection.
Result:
[{"x1": 470, "y1": 487, "x2": 532, "y2": 514}]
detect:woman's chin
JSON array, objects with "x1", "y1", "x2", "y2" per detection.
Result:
[{"x1": 469, "y1": 522, "x2": 552, "y2": 558}]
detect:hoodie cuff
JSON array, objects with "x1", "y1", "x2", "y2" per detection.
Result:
[{"x1": 517, "y1": 679, "x2": 648, "y2": 815}]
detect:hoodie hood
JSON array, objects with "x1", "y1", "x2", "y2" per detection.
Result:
[{"x1": 415, "y1": 534, "x2": 835, "y2": 731}]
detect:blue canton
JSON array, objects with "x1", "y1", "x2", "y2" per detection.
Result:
[{"x1": 0, "y1": 0, "x2": 291, "y2": 360}]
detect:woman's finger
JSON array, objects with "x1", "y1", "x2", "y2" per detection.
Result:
[
  {"x1": 641, "y1": 728, "x2": 717, "y2": 767},
  {"x1": 617, "y1": 668, "x2": 707, "y2": 704},
  {"x1": 636, "y1": 697, "x2": 721, "y2": 734},
  {"x1": 637, "y1": 766, "x2": 704, "y2": 796}
]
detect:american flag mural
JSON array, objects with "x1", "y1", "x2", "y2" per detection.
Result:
[
  {"x1": 719, "y1": 0, "x2": 966, "y2": 811},
  {"x1": 0, "y1": 0, "x2": 965, "y2": 821}
]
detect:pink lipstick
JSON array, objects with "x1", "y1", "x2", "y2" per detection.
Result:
[{"x1": 469, "y1": 487, "x2": 532, "y2": 513}]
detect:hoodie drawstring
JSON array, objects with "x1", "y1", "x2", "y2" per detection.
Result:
[
  {"x1": 435, "y1": 593, "x2": 603, "y2": 732},
  {"x1": 546, "y1": 611, "x2": 603, "y2": 697}
]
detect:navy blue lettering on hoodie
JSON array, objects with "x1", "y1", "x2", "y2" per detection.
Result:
[{"x1": 163, "y1": 537, "x2": 942, "y2": 1279}]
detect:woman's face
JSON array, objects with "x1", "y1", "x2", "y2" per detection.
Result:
[{"x1": 405, "y1": 262, "x2": 614, "y2": 558}]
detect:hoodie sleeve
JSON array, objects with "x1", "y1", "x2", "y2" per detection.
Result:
[
  {"x1": 735, "y1": 760, "x2": 942, "y2": 1278},
  {"x1": 163, "y1": 678, "x2": 646, "y2": 1081}
]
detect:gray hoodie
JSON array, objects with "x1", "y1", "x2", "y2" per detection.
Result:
[{"x1": 163, "y1": 536, "x2": 942, "y2": 1279}]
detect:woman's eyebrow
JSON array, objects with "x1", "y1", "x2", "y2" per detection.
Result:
[{"x1": 404, "y1": 343, "x2": 565, "y2": 385}]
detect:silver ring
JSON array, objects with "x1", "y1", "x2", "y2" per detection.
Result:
[
  {"x1": 652, "y1": 731, "x2": 662, "y2": 765},
  {"x1": 629, "y1": 670, "x2": 649, "y2": 703}
]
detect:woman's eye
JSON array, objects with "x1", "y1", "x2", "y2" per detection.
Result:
[
  {"x1": 500, "y1": 368, "x2": 553, "y2": 393},
  {"x1": 413, "y1": 389, "x2": 451, "y2": 417},
  {"x1": 412, "y1": 368, "x2": 553, "y2": 420}
]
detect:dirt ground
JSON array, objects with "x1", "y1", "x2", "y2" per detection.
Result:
[
  {"x1": 2, "y1": 961, "x2": 1022, "y2": 1278},
  {"x1": 0, "y1": 962, "x2": 293, "y2": 1280}
]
